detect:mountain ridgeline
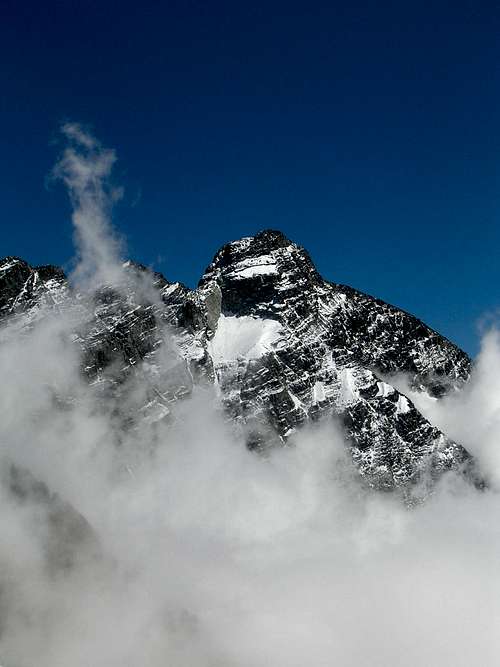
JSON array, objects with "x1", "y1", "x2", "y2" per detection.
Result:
[{"x1": 0, "y1": 230, "x2": 477, "y2": 495}]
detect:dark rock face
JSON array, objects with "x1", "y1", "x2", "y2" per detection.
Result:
[
  {"x1": 0, "y1": 230, "x2": 476, "y2": 492},
  {"x1": 5, "y1": 465, "x2": 100, "y2": 573},
  {"x1": 0, "y1": 257, "x2": 65, "y2": 314}
]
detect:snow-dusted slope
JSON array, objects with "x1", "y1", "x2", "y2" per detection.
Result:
[
  {"x1": 0, "y1": 231, "x2": 476, "y2": 492},
  {"x1": 0, "y1": 257, "x2": 66, "y2": 322}
]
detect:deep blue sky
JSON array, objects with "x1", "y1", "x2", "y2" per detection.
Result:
[{"x1": 2, "y1": 1, "x2": 499, "y2": 354}]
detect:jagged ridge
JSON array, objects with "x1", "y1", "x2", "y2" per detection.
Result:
[{"x1": 0, "y1": 230, "x2": 475, "y2": 492}]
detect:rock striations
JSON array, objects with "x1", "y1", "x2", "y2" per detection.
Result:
[{"x1": 0, "y1": 230, "x2": 476, "y2": 493}]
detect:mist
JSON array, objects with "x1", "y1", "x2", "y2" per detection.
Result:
[{"x1": 0, "y1": 126, "x2": 499, "y2": 667}]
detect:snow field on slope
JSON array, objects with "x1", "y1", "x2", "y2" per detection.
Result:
[{"x1": 210, "y1": 314, "x2": 283, "y2": 364}]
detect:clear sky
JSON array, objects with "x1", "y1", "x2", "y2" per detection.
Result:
[{"x1": 2, "y1": 1, "x2": 499, "y2": 354}]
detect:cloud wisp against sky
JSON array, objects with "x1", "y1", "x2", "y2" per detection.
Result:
[{"x1": 52, "y1": 122, "x2": 125, "y2": 288}]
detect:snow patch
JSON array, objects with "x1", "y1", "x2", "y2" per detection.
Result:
[
  {"x1": 376, "y1": 381, "x2": 394, "y2": 398},
  {"x1": 0, "y1": 260, "x2": 21, "y2": 273},
  {"x1": 232, "y1": 264, "x2": 278, "y2": 279},
  {"x1": 209, "y1": 315, "x2": 283, "y2": 364},
  {"x1": 288, "y1": 391, "x2": 307, "y2": 415},
  {"x1": 396, "y1": 394, "x2": 411, "y2": 414},
  {"x1": 339, "y1": 367, "x2": 359, "y2": 406},
  {"x1": 312, "y1": 381, "x2": 326, "y2": 403},
  {"x1": 162, "y1": 283, "x2": 181, "y2": 297},
  {"x1": 228, "y1": 255, "x2": 278, "y2": 280}
]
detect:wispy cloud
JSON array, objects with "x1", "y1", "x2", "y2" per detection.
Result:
[{"x1": 52, "y1": 122, "x2": 125, "y2": 288}]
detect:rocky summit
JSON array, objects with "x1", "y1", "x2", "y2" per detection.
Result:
[{"x1": 0, "y1": 230, "x2": 476, "y2": 494}]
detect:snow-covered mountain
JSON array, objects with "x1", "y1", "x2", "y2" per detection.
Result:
[{"x1": 0, "y1": 229, "x2": 477, "y2": 493}]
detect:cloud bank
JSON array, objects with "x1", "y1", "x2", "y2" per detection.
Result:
[{"x1": 0, "y1": 126, "x2": 499, "y2": 667}]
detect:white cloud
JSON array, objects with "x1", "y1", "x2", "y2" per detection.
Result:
[
  {"x1": 52, "y1": 122, "x2": 125, "y2": 288},
  {"x1": 1, "y1": 125, "x2": 500, "y2": 667}
]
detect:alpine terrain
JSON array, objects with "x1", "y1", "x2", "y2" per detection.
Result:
[{"x1": 0, "y1": 229, "x2": 476, "y2": 496}]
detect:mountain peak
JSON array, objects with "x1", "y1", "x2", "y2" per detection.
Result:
[
  {"x1": 0, "y1": 232, "x2": 477, "y2": 493},
  {"x1": 198, "y1": 229, "x2": 322, "y2": 318}
]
